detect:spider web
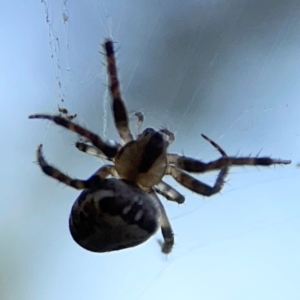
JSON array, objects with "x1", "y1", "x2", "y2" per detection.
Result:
[
  {"x1": 41, "y1": 0, "x2": 70, "y2": 105},
  {"x1": 16, "y1": 1, "x2": 300, "y2": 300}
]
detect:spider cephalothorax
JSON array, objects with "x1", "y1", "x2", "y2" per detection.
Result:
[{"x1": 29, "y1": 39, "x2": 291, "y2": 254}]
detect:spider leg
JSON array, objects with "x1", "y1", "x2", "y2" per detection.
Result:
[
  {"x1": 75, "y1": 141, "x2": 122, "y2": 161},
  {"x1": 29, "y1": 114, "x2": 118, "y2": 158},
  {"x1": 36, "y1": 144, "x2": 117, "y2": 189},
  {"x1": 168, "y1": 134, "x2": 291, "y2": 173},
  {"x1": 167, "y1": 165, "x2": 228, "y2": 197},
  {"x1": 104, "y1": 39, "x2": 133, "y2": 144},
  {"x1": 155, "y1": 180, "x2": 185, "y2": 204},
  {"x1": 149, "y1": 190, "x2": 174, "y2": 254},
  {"x1": 166, "y1": 134, "x2": 229, "y2": 197},
  {"x1": 76, "y1": 142, "x2": 110, "y2": 160},
  {"x1": 92, "y1": 164, "x2": 119, "y2": 179}
]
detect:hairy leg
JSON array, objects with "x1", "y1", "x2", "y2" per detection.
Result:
[
  {"x1": 29, "y1": 114, "x2": 118, "y2": 158},
  {"x1": 168, "y1": 134, "x2": 291, "y2": 173},
  {"x1": 155, "y1": 180, "x2": 185, "y2": 204},
  {"x1": 167, "y1": 134, "x2": 229, "y2": 196},
  {"x1": 104, "y1": 39, "x2": 133, "y2": 144},
  {"x1": 36, "y1": 144, "x2": 117, "y2": 189},
  {"x1": 149, "y1": 190, "x2": 174, "y2": 254},
  {"x1": 75, "y1": 142, "x2": 116, "y2": 161}
]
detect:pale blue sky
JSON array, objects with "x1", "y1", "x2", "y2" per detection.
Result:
[{"x1": 1, "y1": 1, "x2": 300, "y2": 299}]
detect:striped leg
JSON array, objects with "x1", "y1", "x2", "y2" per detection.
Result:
[
  {"x1": 167, "y1": 165, "x2": 228, "y2": 197},
  {"x1": 155, "y1": 180, "x2": 185, "y2": 204},
  {"x1": 29, "y1": 114, "x2": 118, "y2": 158},
  {"x1": 104, "y1": 39, "x2": 133, "y2": 144},
  {"x1": 36, "y1": 144, "x2": 117, "y2": 189},
  {"x1": 150, "y1": 190, "x2": 174, "y2": 254},
  {"x1": 75, "y1": 141, "x2": 120, "y2": 161},
  {"x1": 166, "y1": 134, "x2": 229, "y2": 197},
  {"x1": 76, "y1": 142, "x2": 109, "y2": 160},
  {"x1": 168, "y1": 134, "x2": 291, "y2": 173}
]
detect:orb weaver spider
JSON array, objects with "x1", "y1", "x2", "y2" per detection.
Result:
[{"x1": 29, "y1": 39, "x2": 291, "y2": 253}]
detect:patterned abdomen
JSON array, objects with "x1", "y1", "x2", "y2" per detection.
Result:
[{"x1": 69, "y1": 178, "x2": 161, "y2": 252}]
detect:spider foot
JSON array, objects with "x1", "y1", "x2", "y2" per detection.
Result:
[
  {"x1": 158, "y1": 239, "x2": 173, "y2": 254},
  {"x1": 201, "y1": 133, "x2": 227, "y2": 157},
  {"x1": 264, "y1": 157, "x2": 291, "y2": 165}
]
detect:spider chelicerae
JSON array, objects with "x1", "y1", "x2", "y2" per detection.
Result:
[{"x1": 29, "y1": 39, "x2": 291, "y2": 254}]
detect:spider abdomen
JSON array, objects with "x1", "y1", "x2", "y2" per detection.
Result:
[{"x1": 69, "y1": 178, "x2": 161, "y2": 252}]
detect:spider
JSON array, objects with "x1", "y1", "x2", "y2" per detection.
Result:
[{"x1": 29, "y1": 39, "x2": 291, "y2": 254}]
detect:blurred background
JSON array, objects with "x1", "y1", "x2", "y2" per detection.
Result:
[{"x1": 1, "y1": 0, "x2": 300, "y2": 299}]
